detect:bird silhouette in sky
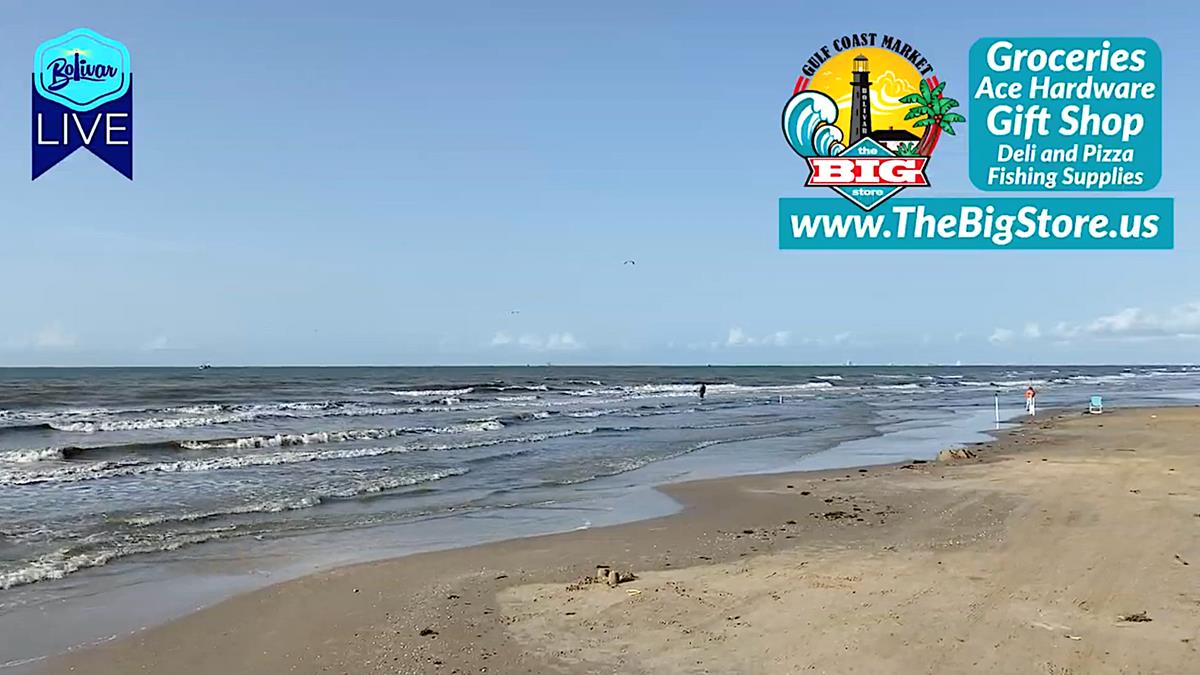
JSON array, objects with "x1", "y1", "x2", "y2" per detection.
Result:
[{"x1": 623, "y1": 260, "x2": 636, "y2": 266}]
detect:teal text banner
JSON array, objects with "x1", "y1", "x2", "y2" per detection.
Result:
[
  {"x1": 779, "y1": 197, "x2": 1173, "y2": 249},
  {"x1": 968, "y1": 37, "x2": 1161, "y2": 192}
]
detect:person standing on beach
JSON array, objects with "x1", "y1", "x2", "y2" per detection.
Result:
[
  {"x1": 1025, "y1": 385, "x2": 1037, "y2": 416},
  {"x1": 698, "y1": 383, "x2": 707, "y2": 401}
]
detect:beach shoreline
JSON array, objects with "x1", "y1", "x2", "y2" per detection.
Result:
[
  {"x1": 2, "y1": 389, "x2": 1009, "y2": 672},
  {"x1": 30, "y1": 405, "x2": 1200, "y2": 674}
]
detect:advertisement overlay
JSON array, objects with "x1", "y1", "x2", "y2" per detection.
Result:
[
  {"x1": 32, "y1": 28, "x2": 133, "y2": 180},
  {"x1": 779, "y1": 34, "x2": 1172, "y2": 249}
]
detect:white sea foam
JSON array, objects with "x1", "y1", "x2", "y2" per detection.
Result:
[
  {"x1": 1, "y1": 464, "x2": 469, "y2": 588},
  {"x1": 0, "y1": 447, "x2": 411, "y2": 485},
  {"x1": 614, "y1": 382, "x2": 834, "y2": 400},
  {"x1": 710, "y1": 382, "x2": 832, "y2": 393},
  {"x1": 564, "y1": 386, "x2": 626, "y2": 397},
  {"x1": 0, "y1": 407, "x2": 112, "y2": 423},
  {"x1": 50, "y1": 413, "x2": 258, "y2": 433},
  {"x1": 179, "y1": 429, "x2": 409, "y2": 450},
  {"x1": 178, "y1": 420, "x2": 504, "y2": 451},
  {"x1": 959, "y1": 379, "x2": 1048, "y2": 388},
  {"x1": 0, "y1": 427, "x2": 589, "y2": 487},
  {"x1": 120, "y1": 497, "x2": 322, "y2": 526},
  {"x1": 0, "y1": 531, "x2": 231, "y2": 591},
  {"x1": 387, "y1": 388, "x2": 475, "y2": 397},
  {"x1": 120, "y1": 468, "x2": 469, "y2": 527},
  {"x1": 0, "y1": 447, "x2": 64, "y2": 463},
  {"x1": 0, "y1": 420, "x2": 506, "y2": 464},
  {"x1": 629, "y1": 384, "x2": 706, "y2": 395},
  {"x1": 165, "y1": 404, "x2": 226, "y2": 414},
  {"x1": 37, "y1": 401, "x2": 440, "y2": 434},
  {"x1": 566, "y1": 408, "x2": 624, "y2": 418}
]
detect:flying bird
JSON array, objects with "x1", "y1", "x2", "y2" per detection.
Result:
[{"x1": 623, "y1": 259, "x2": 636, "y2": 266}]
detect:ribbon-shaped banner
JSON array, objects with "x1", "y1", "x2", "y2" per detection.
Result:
[
  {"x1": 32, "y1": 78, "x2": 133, "y2": 180},
  {"x1": 31, "y1": 28, "x2": 133, "y2": 181}
]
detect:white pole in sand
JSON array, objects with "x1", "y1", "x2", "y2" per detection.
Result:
[{"x1": 994, "y1": 392, "x2": 1000, "y2": 429}]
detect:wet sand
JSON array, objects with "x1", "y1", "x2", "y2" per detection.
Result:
[{"x1": 36, "y1": 407, "x2": 1200, "y2": 674}]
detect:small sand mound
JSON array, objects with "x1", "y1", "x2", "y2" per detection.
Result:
[
  {"x1": 937, "y1": 448, "x2": 976, "y2": 462},
  {"x1": 567, "y1": 565, "x2": 638, "y2": 591}
]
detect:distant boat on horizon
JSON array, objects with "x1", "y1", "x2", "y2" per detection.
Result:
[{"x1": 198, "y1": 363, "x2": 212, "y2": 371}]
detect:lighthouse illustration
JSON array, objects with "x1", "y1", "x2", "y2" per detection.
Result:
[
  {"x1": 846, "y1": 54, "x2": 922, "y2": 153},
  {"x1": 849, "y1": 54, "x2": 872, "y2": 145}
]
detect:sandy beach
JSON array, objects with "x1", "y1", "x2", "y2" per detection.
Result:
[{"x1": 36, "y1": 406, "x2": 1200, "y2": 674}]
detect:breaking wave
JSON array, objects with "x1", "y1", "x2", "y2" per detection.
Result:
[
  {"x1": 0, "y1": 428, "x2": 595, "y2": 487},
  {"x1": 0, "y1": 468, "x2": 468, "y2": 590},
  {"x1": 2, "y1": 401, "x2": 460, "y2": 434},
  {"x1": 0, "y1": 531, "x2": 234, "y2": 591},
  {"x1": 386, "y1": 387, "x2": 475, "y2": 398},
  {"x1": 0, "y1": 447, "x2": 65, "y2": 463},
  {"x1": 118, "y1": 468, "x2": 470, "y2": 528},
  {"x1": 178, "y1": 420, "x2": 505, "y2": 451}
]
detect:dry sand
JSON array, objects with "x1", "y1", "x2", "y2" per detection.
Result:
[{"x1": 37, "y1": 407, "x2": 1200, "y2": 674}]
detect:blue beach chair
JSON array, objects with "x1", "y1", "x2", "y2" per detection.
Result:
[{"x1": 1088, "y1": 395, "x2": 1103, "y2": 414}]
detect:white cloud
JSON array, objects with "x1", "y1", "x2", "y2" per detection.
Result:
[
  {"x1": 724, "y1": 327, "x2": 792, "y2": 348},
  {"x1": 1080, "y1": 303, "x2": 1200, "y2": 339},
  {"x1": 3, "y1": 324, "x2": 79, "y2": 352},
  {"x1": 33, "y1": 324, "x2": 76, "y2": 349},
  {"x1": 490, "y1": 331, "x2": 583, "y2": 351},
  {"x1": 1050, "y1": 321, "x2": 1079, "y2": 340},
  {"x1": 143, "y1": 335, "x2": 170, "y2": 351},
  {"x1": 544, "y1": 332, "x2": 582, "y2": 350},
  {"x1": 1020, "y1": 301, "x2": 1200, "y2": 345},
  {"x1": 988, "y1": 328, "x2": 1015, "y2": 344}
]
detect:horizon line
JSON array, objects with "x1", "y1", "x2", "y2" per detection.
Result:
[{"x1": 0, "y1": 363, "x2": 1194, "y2": 369}]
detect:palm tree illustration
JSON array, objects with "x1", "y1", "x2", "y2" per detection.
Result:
[{"x1": 900, "y1": 80, "x2": 965, "y2": 157}]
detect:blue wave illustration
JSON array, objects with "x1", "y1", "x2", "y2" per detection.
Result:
[{"x1": 782, "y1": 91, "x2": 845, "y2": 157}]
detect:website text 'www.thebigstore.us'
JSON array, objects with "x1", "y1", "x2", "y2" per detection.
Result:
[{"x1": 778, "y1": 197, "x2": 1173, "y2": 249}]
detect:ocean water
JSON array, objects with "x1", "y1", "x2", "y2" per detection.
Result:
[{"x1": 1, "y1": 365, "x2": 1198, "y2": 667}]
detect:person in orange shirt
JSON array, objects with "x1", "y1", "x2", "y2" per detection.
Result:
[{"x1": 1025, "y1": 385, "x2": 1037, "y2": 416}]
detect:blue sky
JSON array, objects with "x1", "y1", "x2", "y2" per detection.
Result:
[{"x1": 0, "y1": 0, "x2": 1195, "y2": 366}]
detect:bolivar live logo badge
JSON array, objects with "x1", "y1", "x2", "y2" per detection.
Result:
[
  {"x1": 782, "y1": 33, "x2": 963, "y2": 210},
  {"x1": 32, "y1": 28, "x2": 133, "y2": 180}
]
